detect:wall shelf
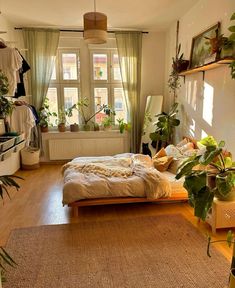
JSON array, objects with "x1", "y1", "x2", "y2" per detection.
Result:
[{"x1": 179, "y1": 58, "x2": 234, "y2": 76}]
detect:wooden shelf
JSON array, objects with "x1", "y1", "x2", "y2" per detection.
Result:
[{"x1": 179, "y1": 58, "x2": 234, "y2": 76}]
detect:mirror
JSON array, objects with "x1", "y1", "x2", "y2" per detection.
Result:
[{"x1": 141, "y1": 95, "x2": 163, "y2": 156}]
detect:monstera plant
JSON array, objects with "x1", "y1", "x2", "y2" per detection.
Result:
[{"x1": 176, "y1": 136, "x2": 235, "y2": 221}]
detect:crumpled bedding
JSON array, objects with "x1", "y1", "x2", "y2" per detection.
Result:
[{"x1": 62, "y1": 154, "x2": 172, "y2": 205}]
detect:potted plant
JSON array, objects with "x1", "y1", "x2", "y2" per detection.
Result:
[
  {"x1": 101, "y1": 106, "x2": 116, "y2": 131},
  {"x1": 66, "y1": 104, "x2": 79, "y2": 132},
  {"x1": 38, "y1": 98, "x2": 57, "y2": 132},
  {"x1": 175, "y1": 136, "x2": 235, "y2": 221},
  {"x1": 0, "y1": 71, "x2": 14, "y2": 120},
  {"x1": 207, "y1": 230, "x2": 235, "y2": 288},
  {"x1": 149, "y1": 102, "x2": 180, "y2": 151},
  {"x1": 117, "y1": 118, "x2": 130, "y2": 134},
  {"x1": 57, "y1": 109, "x2": 67, "y2": 132},
  {"x1": 168, "y1": 44, "x2": 189, "y2": 98},
  {"x1": 0, "y1": 174, "x2": 22, "y2": 286}
]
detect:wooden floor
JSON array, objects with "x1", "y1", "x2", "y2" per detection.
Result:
[{"x1": 0, "y1": 164, "x2": 233, "y2": 262}]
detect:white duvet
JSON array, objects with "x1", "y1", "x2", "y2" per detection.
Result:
[{"x1": 62, "y1": 154, "x2": 172, "y2": 205}]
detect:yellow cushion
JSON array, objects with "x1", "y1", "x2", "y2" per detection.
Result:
[
  {"x1": 153, "y1": 156, "x2": 173, "y2": 172},
  {"x1": 153, "y1": 148, "x2": 166, "y2": 159}
]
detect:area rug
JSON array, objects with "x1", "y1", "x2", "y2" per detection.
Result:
[{"x1": 4, "y1": 214, "x2": 230, "y2": 288}]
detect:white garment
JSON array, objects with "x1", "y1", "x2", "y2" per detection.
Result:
[
  {"x1": 0, "y1": 47, "x2": 23, "y2": 96},
  {"x1": 8, "y1": 105, "x2": 36, "y2": 146}
]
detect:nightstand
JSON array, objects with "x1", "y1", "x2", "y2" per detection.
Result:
[{"x1": 206, "y1": 198, "x2": 235, "y2": 234}]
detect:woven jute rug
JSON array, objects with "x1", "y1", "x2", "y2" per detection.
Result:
[{"x1": 4, "y1": 214, "x2": 230, "y2": 288}]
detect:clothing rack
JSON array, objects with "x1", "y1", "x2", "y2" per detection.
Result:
[{"x1": 14, "y1": 27, "x2": 149, "y2": 34}]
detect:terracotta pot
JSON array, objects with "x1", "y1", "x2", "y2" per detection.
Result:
[
  {"x1": 58, "y1": 123, "x2": 66, "y2": 132},
  {"x1": 70, "y1": 124, "x2": 79, "y2": 132},
  {"x1": 40, "y1": 126, "x2": 49, "y2": 133}
]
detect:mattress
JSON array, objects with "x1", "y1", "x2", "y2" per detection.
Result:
[{"x1": 62, "y1": 154, "x2": 187, "y2": 205}]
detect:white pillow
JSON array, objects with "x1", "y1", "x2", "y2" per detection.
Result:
[{"x1": 165, "y1": 144, "x2": 183, "y2": 159}]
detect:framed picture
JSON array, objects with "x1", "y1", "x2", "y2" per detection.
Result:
[{"x1": 189, "y1": 22, "x2": 220, "y2": 69}]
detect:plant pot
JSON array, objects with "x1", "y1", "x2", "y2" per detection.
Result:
[
  {"x1": 94, "y1": 125, "x2": 100, "y2": 131},
  {"x1": 103, "y1": 126, "x2": 112, "y2": 131},
  {"x1": 83, "y1": 124, "x2": 90, "y2": 131},
  {"x1": 173, "y1": 60, "x2": 190, "y2": 73},
  {"x1": 216, "y1": 187, "x2": 235, "y2": 201},
  {"x1": 58, "y1": 123, "x2": 66, "y2": 132},
  {"x1": 40, "y1": 126, "x2": 49, "y2": 133},
  {"x1": 70, "y1": 124, "x2": 79, "y2": 132},
  {"x1": 229, "y1": 269, "x2": 235, "y2": 288}
]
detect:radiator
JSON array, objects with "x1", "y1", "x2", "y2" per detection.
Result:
[{"x1": 48, "y1": 138, "x2": 125, "y2": 160}]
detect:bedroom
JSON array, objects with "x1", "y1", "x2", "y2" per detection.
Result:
[{"x1": 0, "y1": 0, "x2": 235, "y2": 287}]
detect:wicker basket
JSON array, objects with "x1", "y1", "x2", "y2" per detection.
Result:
[{"x1": 21, "y1": 147, "x2": 40, "y2": 170}]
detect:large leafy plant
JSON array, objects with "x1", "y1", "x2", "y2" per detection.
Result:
[
  {"x1": 176, "y1": 136, "x2": 235, "y2": 221},
  {"x1": 0, "y1": 175, "x2": 22, "y2": 283},
  {"x1": 149, "y1": 102, "x2": 180, "y2": 148}
]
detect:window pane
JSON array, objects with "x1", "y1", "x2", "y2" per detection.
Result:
[
  {"x1": 114, "y1": 88, "x2": 127, "y2": 123},
  {"x1": 94, "y1": 87, "x2": 108, "y2": 124},
  {"x1": 64, "y1": 87, "x2": 79, "y2": 124},
  {"x1": 93, "y1": 54, "x2": 107, "y2": 80},
  {"x1": 51, "y1": 62, "x2": 56, "y2": 80},
  {"x1": 113, "y1": 54, "x2": 121, "y2": 81},
  {"x1": 62, "y1": 53, "x2": 79, "y2": 80},
  {"x1": 46, "y1": 87, "x2": 58, "y2": 126}
]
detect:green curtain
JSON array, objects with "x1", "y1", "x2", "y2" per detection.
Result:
[
  {"x1": 22, "y1": 28, "x2": 60, "y2": 110},
  {"x1": 115, "y1": 31, "x2": 142, "y2": 153}
]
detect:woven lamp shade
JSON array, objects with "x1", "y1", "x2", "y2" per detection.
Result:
[{"x1": 83, "y1": 12, "x2": 107, "y2": 44}]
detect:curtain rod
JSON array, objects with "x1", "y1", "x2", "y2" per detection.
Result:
[{"x1": 14, "y1": 27, "x2": 148, "y2": 34}]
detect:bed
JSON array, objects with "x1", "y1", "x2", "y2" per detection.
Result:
[{"x1": 62, "y1": 153, "x2": 188, "y2": 216}]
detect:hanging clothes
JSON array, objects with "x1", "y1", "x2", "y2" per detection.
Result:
[
  {"x1": 14, "y1": 50, "x2": 30, "y2": 98},
  {"x1": 8, "y1": 105, "x2": 36, "y2": 146},
  {"x1": 0, "y1": 46, "x2": 23, "y2": 96}
]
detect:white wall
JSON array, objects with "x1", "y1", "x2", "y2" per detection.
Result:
[{"x1": 164, "y1": 0, "x2": 235, "y2": 155}]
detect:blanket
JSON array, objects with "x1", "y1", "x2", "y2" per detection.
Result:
[{"x1": 62, "y1": 154, "x2": 171, "y2": 204}]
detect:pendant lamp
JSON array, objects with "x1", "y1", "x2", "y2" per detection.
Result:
[{"x1": 83, "y1": 0, "x2": 107, "y2": 44}]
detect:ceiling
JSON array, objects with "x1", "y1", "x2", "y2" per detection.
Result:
[{"x1": 1, "y1": 0, "x2": 199, "y2": 32}]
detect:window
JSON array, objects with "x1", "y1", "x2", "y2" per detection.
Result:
[
  {"x1": 90, "y1": 50, "x2": 127, "y2": 125},
  {"x1": 46, "y1": 49, "x2": 80, "y2": 126}
]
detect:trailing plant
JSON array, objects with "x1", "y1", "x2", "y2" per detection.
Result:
[
  {"x1": 149, "y1": 102, "x2": 180, "y2": 149},
  {"x1": 207, "y1": 230, "x2": 235, "y2": 282},
  {"x1": 176, "y1": 136, "x2": 235, "y2": 221},
  {"x1": 0, "y1": 70, "x2": 9, "y2": 96},
  {"x1": 0, "y1": 175, "x2": 23, "y2": 284},
  {"x1": 228, "y1": 12, "x2": 235, "y2": 79},
  {"x1": 0, "y1": 71, "x2": 14, "y2": 118},
  {"x1": 168, "y1": 44, "x2": 189, "y2": 97}
]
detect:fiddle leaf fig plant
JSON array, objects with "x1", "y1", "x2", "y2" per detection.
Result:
[
  {"x1": 149, "y1": 102, "x2": 180, "y2": 148},
  {"x1": 176, "y1": 136, "x2": 235, "y2": 221}
]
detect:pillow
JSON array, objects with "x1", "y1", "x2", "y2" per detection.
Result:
[
  {"x1": 152, "y1": 148, "x2": 166, "y2": 159},
  {"x1": 165, "y1": 144, "x2": 183, "y2": 159},
  {"x1": 167, "y1": 158, "x2": 185, "y2": 174},
  {"x1": 132, "y1": 154, "x2": 153, "y2": 168},
  {"x1": 176, "y1": 138, "x2": 189, "y2": 148},
  {"x1": 178, "y1": 142, "x2": 195, "y2": 154},
  {"x1": 153, "y1": 156, "x2": 173, "y2": 172}
]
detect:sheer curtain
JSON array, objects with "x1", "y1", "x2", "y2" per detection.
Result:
[
  {"x1": 22, "y1": 28, "x2": 60, "y2": 110},
  {"x1": 115, "y1": 31, "x2": 142, "y2": 153}
]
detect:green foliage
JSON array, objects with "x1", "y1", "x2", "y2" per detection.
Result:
[
  {"x1": 0, "y1": 70, "x2": 9, "y2": 96},
  {"x1": 149, "y1": 102, "x2": 180, "y2": 146},
  {"x1": 228, "y1": 12, "x2": 235, "y2": 79},
  {"x1": 117, "y1": 118, "x2": 130, "y2": 133},
  {"x1": 176, "y1": 136, "x2": 235, "y2": 221},
  {"x1": 102, "y1": 116, "x2": 113, "y2": 128},
  {"x1": 38, "y1": 98, "x2": 57, "y2": 127},
  {"x1": 0, "y1": 175, "x2": 22, "y2": 282}
]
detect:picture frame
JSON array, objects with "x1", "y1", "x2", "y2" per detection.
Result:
[{"x1": 189, "y1": 22, "x2": 220, "y2": 69}]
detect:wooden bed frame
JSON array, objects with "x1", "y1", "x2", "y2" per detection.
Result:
[{"x1": 68, "y1": 192, "x2": 188, "y2": 217}]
